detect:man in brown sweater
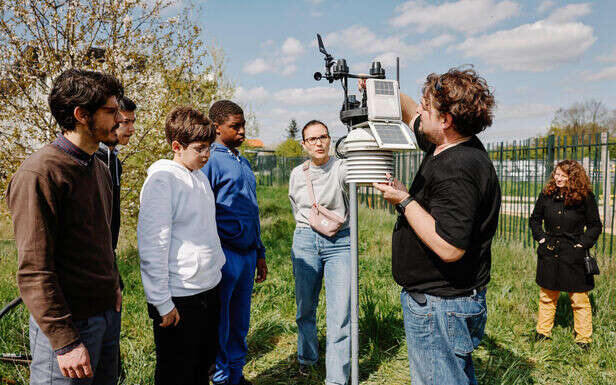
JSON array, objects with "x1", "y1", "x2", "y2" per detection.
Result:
[{"x1": 7, "y1": 69, "x2": 124, "y2": 384}]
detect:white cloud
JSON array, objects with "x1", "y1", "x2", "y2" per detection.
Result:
[
  {"x1": 372, "y1": 52, "x2": 402, "y2": 68},
  {"x1": 280, "y1": 55, "x2": 297, "y2": 65},
  {"x1": 281, "y1": 37, "x2": 304, "y2": 56},
  {"x1": 243, "y1": 37, "x2": 306, "y2": 76},
  {"x1": 454, "y1": 18, "x2": 596, "y2": 71},
  {"x1": 583, "y1": 66, "x2": 616, "y2": 82},
  {"x1": 597, "y1": 48, "x2": 616, "y2": 63},
  {"x1": 537, "y1": 0, "x2": 556, "y2": 13},
  {"x1": 242, "y1": 58, "x2": 269, "y2": 75},
  {"x1": 496, "y1": 103, "x2": 555, "y2": 120},
  {"x1": 323, "y1": 26, "x2": 408, "y2": 54},
  {"x1": 390, "y1": 0, "x2": 520, "y2": 35},
  {"x1": 281, "y1": 64, "x2": 298, "y2": 76},
  {"x1": 273, "y1": 86, "x2": 341, "y2": 106},
  {"x1": 235, "y1": 86, "x2": 342, "y2": 108},
  {"x1": 416, "y1": 34, "x2": 457, "y2": 51},
  {"x1": 235, "y1": 86, "x2": 270, "y2": 103},
  {"x1": 545, "y1": 3, "x2": 591, "y2": 23},
  {"x1": 322, "y1": 25, "x2": 454, "y2": 62}
]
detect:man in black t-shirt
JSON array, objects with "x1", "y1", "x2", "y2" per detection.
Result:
[{"x1": 373, "y1": 67, "x2": 500, "y2": 385}]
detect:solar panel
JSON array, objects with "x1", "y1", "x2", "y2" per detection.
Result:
[
  {"x1": 372, "y1": 124, "x2": 409, "y2": 145},
  {"x1": 374, "y1": 80, "x2": 395, "y2": 96}
]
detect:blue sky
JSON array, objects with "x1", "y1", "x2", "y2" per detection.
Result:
[{"x1": 199, "y1": 0, "x2": 616, "y2": 146}]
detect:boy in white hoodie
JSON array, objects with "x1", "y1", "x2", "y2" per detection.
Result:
[{"x1": 137, "y1": 106, "x2": 226, "y2": 385}]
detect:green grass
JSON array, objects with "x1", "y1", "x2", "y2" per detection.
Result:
[{"x1": 1, "y1": 185, "x2": 616, "y2": 384}]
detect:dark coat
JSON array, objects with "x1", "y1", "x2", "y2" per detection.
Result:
[
  {"x1": 95, "y1": 145, "x2": 124, "y2": 290},
  {"x1": 529, "y1": 191, "x2": 602, "y2": 292},
  {"x1": 95, "y1": 145, "x2": 122, "y2": 251}
]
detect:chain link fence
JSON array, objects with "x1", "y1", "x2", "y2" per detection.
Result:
[{"x1": 251, "y1": 133, "x2": 616, "y2": 257}]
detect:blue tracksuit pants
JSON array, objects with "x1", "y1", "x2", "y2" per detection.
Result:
[{"x1": 213, "y1": 246, "x2": 257, "y2": 384}]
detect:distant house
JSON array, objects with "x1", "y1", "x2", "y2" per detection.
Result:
[
  {"x1": 244, "y1": 139, "x2": 265, "y2": 148},
  {"x1": 242, "y1": 138, "x2": 275, "y2": 158}
]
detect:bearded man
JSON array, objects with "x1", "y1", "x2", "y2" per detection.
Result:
[{"x1": 7, "y1": 69, "x2": 124, "y2": 385}]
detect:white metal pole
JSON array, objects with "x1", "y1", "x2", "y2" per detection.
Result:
[{"x1": 349, "y1": 182, "x2": 359, "y2": 385}]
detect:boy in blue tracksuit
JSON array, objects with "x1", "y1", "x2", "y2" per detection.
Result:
[{"x1": 202, "y1": 100, "x2": 268, "y2": 385}]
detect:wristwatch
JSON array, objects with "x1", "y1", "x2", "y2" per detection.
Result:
[{"x1": 395, "y1": 196, "x2": 414, "y2": 215}]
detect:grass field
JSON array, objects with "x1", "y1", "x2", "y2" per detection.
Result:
[{"x1": 1, "y1": 185, "x2": 616, "y2": 384}]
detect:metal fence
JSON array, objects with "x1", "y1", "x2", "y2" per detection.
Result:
[{"x1": 251, "y1": 133, "x2": 616, "y2": 257}]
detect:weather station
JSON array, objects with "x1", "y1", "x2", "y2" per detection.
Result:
[{"x1": 313, "y1": 33, "x2": 416, "y2": 385}]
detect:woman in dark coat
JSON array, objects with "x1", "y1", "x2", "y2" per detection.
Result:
[{"x1": 529, "y1": 159, "x2": 601, "y2": 349}]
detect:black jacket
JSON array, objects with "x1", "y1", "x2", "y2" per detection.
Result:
[
  {"x1": 95, "y1": 145, "x2": 122, "y2": 251},
  {"x1": 95, "y1": 144, "x2": 124, "y2": 289},
  {"x1": 529, "y1": 191, "x2": 602, "y2": 292}
]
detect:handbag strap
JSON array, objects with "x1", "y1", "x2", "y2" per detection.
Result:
[{"x1": 302, "y1": 160, "x2": 317, "y2": 205}]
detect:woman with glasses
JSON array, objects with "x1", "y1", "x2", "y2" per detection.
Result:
[
  {"x1": 529, "y1": 159, "x2": 601, "y2": 350},
  {"x1": 288, "y1": 120, "x2": 350, "y2": 385}
]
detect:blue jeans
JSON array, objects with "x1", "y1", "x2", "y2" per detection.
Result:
[
  {"x1": 213, "y1": 247, "x2": 257, "y2": 385},
  {"x1": 29, "y1": 309, "x2": 121, "y2": 385},
  {"x1": 291, "y1": 227, "x2": 351, "y2": 385},
  {"x1": 401, "y1": 289, "x2": 487, "y2": 385}
]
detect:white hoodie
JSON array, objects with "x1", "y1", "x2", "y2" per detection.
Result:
[{"x1": 137, "y1": 159, "x2": 225, "y2": 316}]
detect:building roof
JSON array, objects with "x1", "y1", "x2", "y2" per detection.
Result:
[{"x1": 244, "y1": 138, "x2": 265, "y2": 148}]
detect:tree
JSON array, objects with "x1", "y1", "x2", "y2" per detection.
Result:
[
  {"x1": 548, "y1": 99, "x2": 612, "y2": 137},
  {"x1": 275, "y1": 138, "x2": 303, "y2": 158},
  {"x1": 244, "y1": 110, "x2": 260, "y2": 139},
  {"x1": 0, "y1": 0, "x2": 233, "y2": 223},
  {"x1": 287, "y1": 118, "x2": 298, "y2": 139}
]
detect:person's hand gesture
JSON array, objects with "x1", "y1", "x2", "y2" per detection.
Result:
[
  {"x1": 256, "y1": 258, "x2": 268, "y2": 283},
  {"x1": 372, "y1": 172, "x2": 409, "y2": 205},
  {"x1": 160, "y1": 307, "x2": 180, "y2": 328},
  {"x1": 57, "y1": 343, "x2": 92, "y2": 378}
]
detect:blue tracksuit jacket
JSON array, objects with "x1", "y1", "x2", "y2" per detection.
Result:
[{"x1": 201, "y1": 142, "x2": 265, "y2": 258}]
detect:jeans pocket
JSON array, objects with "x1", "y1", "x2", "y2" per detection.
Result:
[
  {"x1": 404, "y1": 291, "x2": 431, "y2": 317},
  {"x1": 402, "y1": 291, "x2": 433, "y2": 339},
  {"x1": 447, "y1": 305, "x2": 487, "y2": 356}
]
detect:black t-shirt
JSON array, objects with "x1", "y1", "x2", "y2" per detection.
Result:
[{"x1": 391, "y1": 128, "x2": 501, "y2": 297}]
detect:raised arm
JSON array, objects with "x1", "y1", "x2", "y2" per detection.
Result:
[{"x1": 400, "y1": 92, "x2": 418, "y2": 126}]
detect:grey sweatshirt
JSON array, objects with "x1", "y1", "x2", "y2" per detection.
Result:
[{"x1": 288, "y1": 157, "x2": 349, "y2": 229}]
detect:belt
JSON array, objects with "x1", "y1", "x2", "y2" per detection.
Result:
[{"x1": 406, "y1": 284, "x2": 487, "y2": 305}]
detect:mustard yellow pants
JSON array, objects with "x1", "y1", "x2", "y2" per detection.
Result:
[{"x1": 536, "y1": 287, "x2": 592, "y2": 343}]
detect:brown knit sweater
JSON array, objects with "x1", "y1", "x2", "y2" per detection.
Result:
[{"x1": 6, "y1": 144, "x2": 120, "y2": 350}]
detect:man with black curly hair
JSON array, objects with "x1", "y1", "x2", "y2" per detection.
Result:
[{"x1": 372, "y1": 67, "x2": 501, "y2": 385}]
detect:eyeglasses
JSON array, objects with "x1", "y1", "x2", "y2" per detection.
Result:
[
  {"x1": 100, "y1": 106, "x2": 120, "y2": 117},
  {"x1": 304, "y1": 134, "x2": 330, "y2": 145},
  {"x1": 187, "y1": 144, "x2": 211, "y2": 154}
]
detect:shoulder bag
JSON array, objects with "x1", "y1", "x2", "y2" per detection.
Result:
[
  {"x1": 584, "y1": 249, "x2": 600, "y2": 275},
  {"x1": 303, "y1": 160, "x2": 346, "y2": 237}
]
